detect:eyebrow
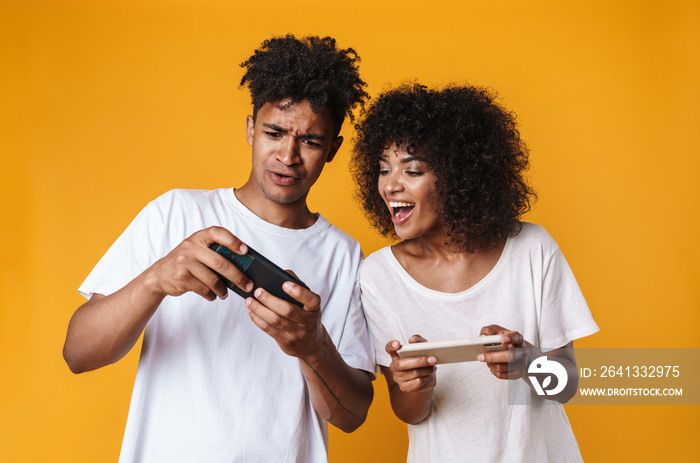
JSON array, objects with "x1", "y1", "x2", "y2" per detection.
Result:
[
  {"x1": 262, "y1": 123, "x2": 326, "y2": 140},
  {"x1": 379, "y1": 154, "x2": 429, "y2": 163}
]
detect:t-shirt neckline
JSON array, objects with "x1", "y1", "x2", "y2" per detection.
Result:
[
  {"x1": 223, "y1": 188, "x2": 329, "y2": 238},
  {"x1": 384, "y1": 237, "x2": 513, "y2": 301}
]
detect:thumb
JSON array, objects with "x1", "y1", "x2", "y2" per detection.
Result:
[{"x1": 385, "y1": 339, "x2": 402, "y2": 359}]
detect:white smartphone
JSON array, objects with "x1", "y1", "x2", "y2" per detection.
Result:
[{"x1": 396, "y1": 335, "x2": 506, "y2": 364}]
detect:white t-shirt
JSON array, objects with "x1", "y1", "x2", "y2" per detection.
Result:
[
  {"x1": 79, "y1": 188, "x2": 374, "y2": 463},
  {"x1": 360, "y1": 223, "x2": 599, "y2": 463}
]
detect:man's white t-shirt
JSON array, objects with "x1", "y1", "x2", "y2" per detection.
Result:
[
  {"x1": 360, "y1": 223, "x2": 599, "y2": 463},
  {"x1": 79, "y1": 188, "x2": 374, "y2": 463}
]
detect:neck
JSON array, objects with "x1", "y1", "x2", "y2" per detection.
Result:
[{"x1": 234, "y1": 184, "x2": 316, "y2": 229}]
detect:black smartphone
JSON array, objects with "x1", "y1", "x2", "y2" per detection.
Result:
[{"x1": 209, "y1": 243, "x2": 309, "y2": 307}]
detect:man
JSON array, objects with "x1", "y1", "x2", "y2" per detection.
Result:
[{"x1": 63, "y1": 35, "x2": 374, "y2": 462}]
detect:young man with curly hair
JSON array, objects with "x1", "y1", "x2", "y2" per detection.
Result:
[
  {"x1": 63, "y1": 35, "x2": 374, "y2": 462},
  {"x1": 352, "y1": 84, "x2": 598, "y2": 462}
]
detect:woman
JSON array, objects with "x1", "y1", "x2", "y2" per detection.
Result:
[{"x1": 352, "y1": 84, "x2": 598, "y2": 462}]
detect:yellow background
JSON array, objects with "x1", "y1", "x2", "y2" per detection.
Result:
[{"x1": 2, "y1": 0, "x2": 699, "y2": 461}]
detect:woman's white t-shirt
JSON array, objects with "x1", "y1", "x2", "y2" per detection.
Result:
[{"x1": 360, "y1": 223, "x2": 599, "y2": 463}]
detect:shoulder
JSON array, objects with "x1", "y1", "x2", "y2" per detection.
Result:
[
  {"x1": 149, "y1": 188, "x2": 221, "y2": 207},
  {"x1": 316, "y1": 217, "x2": 363, "y2": 258},
  {"x1": 510, "y1": 222, "x2": 561, "y2": 257},
  {"x1": 360, "y1": 247, "x2": 393, "y2": 283},
  {"x1": 143, "y1": 188, "x2": 225, "y2": 218}
]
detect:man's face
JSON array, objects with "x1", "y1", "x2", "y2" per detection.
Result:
[{"x1": 246, "y1": 99, "x2": 343, "y2": 206}]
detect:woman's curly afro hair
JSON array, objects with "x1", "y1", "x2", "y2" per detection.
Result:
[
  {"x1": 240, "y1": 35, "x2": 369, "y2": 134},
  {"x1": 352, "y1": 83, "x2": 535, "y2": 252}
]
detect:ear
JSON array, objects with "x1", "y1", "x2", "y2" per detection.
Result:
[
  {"x1": 245, "y1": 115, "x2": 255, "y2": 146},
  {"x1": 326, "y1": 136, "x2": 343, "y2": 163}
]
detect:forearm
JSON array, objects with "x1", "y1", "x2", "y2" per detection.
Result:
[
  {"x1": 63, "y1": 270, "x2": 164, "y2": 373},
  {"x1": 383, "y1": 370, "x2": 434, "y2": 425},
  {"x1": 299, "y1": 330, "x2": 373, "y2": 433}
]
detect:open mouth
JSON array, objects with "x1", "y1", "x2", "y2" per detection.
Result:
[
  {"x1": 389, "y1": 201, "x2": 415, "y2": 221},
  {"x1": 269, "y1": 170, "x2": 300, "y2": 186}
]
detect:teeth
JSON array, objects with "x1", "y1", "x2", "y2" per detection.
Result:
[{"x1": 388, "y1": 201, "x2": 415, "y2": 208}]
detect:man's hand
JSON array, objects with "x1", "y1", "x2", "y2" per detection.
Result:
[
  {"x1": 63, "y1": 226, "x2": 253, "y2": 374},
  {"x1": 245, "y1": 276, "x2": 373, "y2": 433},
  {"x1": 145, "y1": 226, "x2": 253, "y2": 302},
  {"x1": 244, "y1": 277, "x2": 323, "y2": 358}
]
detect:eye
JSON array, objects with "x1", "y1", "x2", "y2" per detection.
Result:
[
  {"x1": 406, "y1": 170, "x2": 425, "y2": 177},
  {"x1": 265, "y1": 131, "x2": 282, "y2": 139},
  {"x1": 302, "y1": 139, "x2": 322, "y2": 148}
]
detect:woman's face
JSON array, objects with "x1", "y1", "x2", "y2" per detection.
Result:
[{"x1": 378, "y1": 145, "x2": 441, "y2": 241}]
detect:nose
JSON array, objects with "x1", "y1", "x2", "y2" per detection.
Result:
[
  {"x1": 277, "y1": 137, "x2": 301, "y2": 166},
  {"x1": 381, "y1": 169, "x2": 404, "y2": 195}
]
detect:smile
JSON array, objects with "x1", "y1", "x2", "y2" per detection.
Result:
[{"x1": 388, "y1": 201, "x2": 415, "y2": 222}]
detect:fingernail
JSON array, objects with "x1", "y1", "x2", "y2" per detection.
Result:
[
  {"x1": 244, "y1": 297, "x2": 252, "y2": 307},
  {"x1": 283, "y1": 281, "x2": 294, "y2": 293},
  {"x1": 239, "y1": 243, "x2": 248, "y2": 254},
  {"x1": 220, "y1": 292, "x2": 228, "y2": 300},
  {"x1": 477, "y1": 354, "x2": 485, "y2": 362},
  {"x1": 428, "y1": 357, "x2": 437, "y2": 365},
  {"x1": 254, "y1": 287, "x2": 262, "y2": 298},
  {"x1": 245, "y1": 282, "x2": 254, "y2": 292}
]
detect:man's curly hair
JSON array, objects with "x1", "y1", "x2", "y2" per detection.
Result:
[
  {"x1": 351, "y1": 83, "x2": 535, "y2": 252},
  {"x1": 240, "y1": 35, "x2": 369, "y2": 135}
]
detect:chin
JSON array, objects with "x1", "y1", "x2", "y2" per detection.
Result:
[
  {"x1": 262, "y1": 186, "x2": 305, "y2": 205},
  {"x1": 394, "y1": 227, "x2": 419, "y2": 241}
]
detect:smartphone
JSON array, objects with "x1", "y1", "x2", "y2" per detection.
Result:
[
  {"x1": 396, "y1": 335, "x2": 506, "y2": 364},
  {"x1": 209, "y1": 243, "x2": 309, "y2": 307}
]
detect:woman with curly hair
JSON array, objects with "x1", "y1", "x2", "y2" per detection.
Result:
[{"x1": 352, "y1": 83, "x2": 598, "y2": 462}]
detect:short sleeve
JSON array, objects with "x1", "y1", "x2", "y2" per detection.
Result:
[
  {"x1": 78, "y1": 198, "x2": 166, "y2": 299},
  {"x1": 538, "y1": 249, "x2": 599, "y2": 349},
  {"x1": 359, "y1": 257, "x2": 405, "y2": 369},
  {"x1": 325, "y1": 247, "x2": 377, "y2": 378}
]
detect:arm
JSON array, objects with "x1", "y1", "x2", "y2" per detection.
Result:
[
  {"x1": 478, "y1": 324, "x2": 578, "y2": 403},
  {"x1": 63, "y1": 226, "x2": 253, "y2": 373},
  {"x1": 245, "y1": 282, "x2": 373, "y2": 433},
  {"x1": 380, "y1": 336, "x2": 437, "y2": 425}
]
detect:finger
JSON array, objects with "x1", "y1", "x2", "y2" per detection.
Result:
[
  {"x1": 393, "y1": 355, "x2": 437, "y2": 372},
  {"x1": 481, "y1": 348, "x2": 527, "y2": 367},
  {"x1": 394, "y1": 366, "x2": 437, "y2": 385},
  {"x1": 399, "y1": 373, "x2": 436, "y2": 393},
  {"x1": 480, "y1": 324, "x2": 506, "y2": 336},
  {"x1": 202, "y1": 248, "x2": 254, "y2": 294},
  {"x1": 408, "y1": 334, "x2": 428, "y2": 344},
  {"x1": 253, "y1": 287, "x2": 316, "y2": 326},
  {"x1": 500, "y1": 330, "x2": 523, "y2": 346},
  {"x1": 386, "y1": 340, "x2": 402, "y2": 358},
  {"x1": 281, "y1": 281, "x2": 320, "y2": 312},
  {"x1": 485, "y1": 361, "x2": 510, "y2": 373},
  {"x1": 195, "y1": 227, "x2": 253, "y2": 293},
  {"x1": 285, "y1": 269, "x2": 299, "y2": 280},
  {"x1": 246, "y1": 300, "x2": 274, "y2": 335},
  {"x1": 201, "y1": 226, "x2": 249, "y2": 255},
  {"x1": 480, "y1": 349, "x2": 517, "y2": 364},
  {"x1": 187, "y1": 260, "x2": 230, "y2": 300},
  {"x1": 245, "y1": 292, "x2": 290, "y2": 328}
]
